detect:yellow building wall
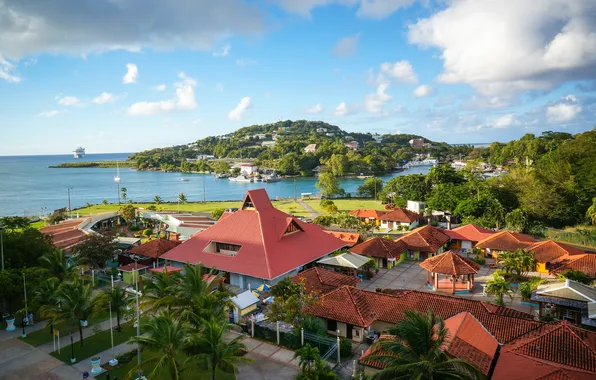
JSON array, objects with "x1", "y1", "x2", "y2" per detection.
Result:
[
  {"x1": 536, "y1": 262, "x2": 548, "y2": 274},
  {"x1": 240, "y1": 303, "x2": 257, "y2": 316}
]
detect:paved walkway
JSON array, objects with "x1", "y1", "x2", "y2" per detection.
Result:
[
  {"x1": 297, "y1": 199, "x2": 319, "y2": 218},
  {"x1": 0, "y1": 319, "x2": 48, "y2": 342}
]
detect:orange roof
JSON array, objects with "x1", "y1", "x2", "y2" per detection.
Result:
[
  {"x1": 291, "y1": 267, "x2": 360, "y2": 294},
  {"x1": 118, "y1": 263, "x2": 148, "y2": 272},
  {"x1": 359, "y1": 335, "x2": 397, "y2": 369},
  {"x1": 550, "y1": 254, "x2": 596, "y2": 278},
  {"x1": 443, "y1": 312, "x2": 499, "y2": 375},
  {"x1": 419, "y1": 250, "x2": 480, "y2": 275},
  {"x1": 378, "y1": 208, "x2": 421, "y2": 223},
  {"x1": 348, "y1": 209, "x2": 386, "y2": 219},
  {"x1": 350, "y1": 237, "x2": 407, "y2": 259},
  {"x1": 443, "y1": 224, "x2": 494, "y2": 242},
  {"x1": 128, "y1": 238, "x2": 180, "y2": 259},
  {"x1": 475, "y1": 231, "x2": 535, "y2": 251},
  {"x1": 394, "y1": 225, "x2": 450, "y2": 253},
  {"x1": 324, "y1": 231, "x2": 360, "y2": 247},
  {"x1": 149, "y1": 265, "x2": 182, "y2": 273},
  {"x1": 40, "y1": 218, "x2": 89, "y2": 250},
  {"x1": 527, "y1": 240, "x2": 585, "y2": 263},
  {"x1": 161, "y1": 189, "x2": 347, "y2": 280}
]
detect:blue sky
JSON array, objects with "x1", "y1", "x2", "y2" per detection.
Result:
[{"x1": 0, "y1": 0, "x2": 595, "y2": 155}]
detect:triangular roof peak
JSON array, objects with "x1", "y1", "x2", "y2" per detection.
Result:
[{"x1": 241, "y1": 188, "x2": 273, "y2": 210}]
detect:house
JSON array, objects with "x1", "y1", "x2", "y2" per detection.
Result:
[
  {"x1": 316, "y1": 127, "x2": 328, "y2": 133},
  {"x1": 305, "y1": 286, "x2": 540, "y2": 343},
  {"x1": 291, "y1": 267, "x2": 360, "y2": 294},
  {"x1": 304, "y1": 143, "x2": 318, "y2": 153},
  {"x1": 372, "y1": 133, "x2": 383, "y2": 143},
  {"x1": 344, "y1": 141, "x2": 360, "y2": 151},
  {"x1": 474, "y1": 231, "x2": 535, "y2": 259},
  {"x1": 526, "y1": 240, "x2": 585, "y2": 273},
  {"x1": 378, "y1": 208, "x2": 421, "y2": 230},
  {"x1": 312, "y1": 165, "x2": 326, "y2": 175},
  {"x1": 444, "y1": 224, "x2": 494, "y2": 252},
  {"x1": 409, "y1": 138, "x2": 425, "y2": 148},
  {"x1": 531, "y1": 279, "x2": 596, "y2": 327},
  {"x1": 406, "y1": 200, "x2": 425, "y2": 214},
  {"x1": 230, "y1": 290, "x2": 261, "y2": 323},
  {"x1": 40, "y1": 218, "x2": 90, "y2": 252},
  {"x1": 261, "y1": 140, "x2": 276, "y2": 148},
  {"x1": 316, "y1": 253, "x2": 372, "y2": 277},
  {"x1": 119, "y1": 238, "x2": 180, "y2": 268},
  {"x1": 117, "y1": 262, "x2": 148, "y2": 285},
  {"x1": 323, "y1": 231, "x2": 360, "y2": 247},
  {"x1": 550, "y1": 254, "x2": 596, "y2": 278},
  {"x1": 161, "y1": 189, "x2": 347, "y2": 290},
  {"x1": 326, "y1": 132, "x2": 335, "y2": 137},
  {"x1": 239, "y1": 163, "x2": 258, "y2": 175},
  {"x1": 348, "y1": 209, "x2": 387, "y2": 226},
  {"x1": 350, "y1": 237, "x2": 407, "y2": 269},
  {"x1": 393, "y1": 225, "x2": 451, "y2": 260}
]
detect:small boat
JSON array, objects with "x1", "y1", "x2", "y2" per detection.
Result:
[
  {"x1": 214, "y1": 173, "x2": 230, "y2": 179},
  {"x1": 179, "y1": 178, "x2": 189, "y2": 182},
  {"x1": 229, "y1": 175, "x2": 252, "y2": 183},
  {"x1": 114, "y1": 163, "x2": 120, "y2": 184},
  {"x1": 262, "y1": 173, "x2": 281, "y2": 183}
]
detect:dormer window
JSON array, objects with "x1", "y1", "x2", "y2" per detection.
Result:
[
  {"x1": 205, "y1": 241, "x2": 242, "y2": 256},
  {"x1": 284, "y1": 220, "x2": 303, "y2": 236},
  {"x1": 242, "y1": 194, "x2": 255, "y2": 210}
]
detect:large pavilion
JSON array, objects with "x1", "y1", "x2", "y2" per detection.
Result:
[{"x1": 419, "y1": 250, "x2": 481, "y2": 294}]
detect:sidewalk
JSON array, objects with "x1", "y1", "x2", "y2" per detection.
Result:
[
  {"x1": 0, "y1": 319, "x2": 49, "y2": 342},
  {"x1": 72, "y1": 338, "x2": 137, "y2": 377},
  {"x1": 297, "y1": 199, "x2": 319, "y2": 218}
]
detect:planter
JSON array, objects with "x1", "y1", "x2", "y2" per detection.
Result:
[
  {"x1": 80, "y1": 320, "x2": 88, "y2": 327},
  {"x1": 90, "y1": 356, "x2": 102, "y2": 375},
  {"x1": 5, "y1": 318, "x2": 16, "y2": 331}
]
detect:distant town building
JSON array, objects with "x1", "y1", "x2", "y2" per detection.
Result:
[
  {"x1": 344, "y1": 141, "x2": 359, "y2": 151},
  {"x1": 316, "y1": 127, "x2": 328, "y2": 133},
  {"x1": 304, "y1": 143, "x2": 318, "y2": 153},
  {"x1": 372, "y1": 133, "x2": 383, "y2": 143},
  {"x1": 261, "y1": 141, "x2": 276, "y2": 148},
  {"x1": 407, "y1": 200, "x2": 425, "y2": 214},
  {"x1": 409, "y1": 138, "x2": 426, "y2": 148},
  {"x1": 326, "y1": 132, "x2": 335, "y2": 137},
  {"x1": 239, "y1": 163, "x2": 258, "y2": 175}
]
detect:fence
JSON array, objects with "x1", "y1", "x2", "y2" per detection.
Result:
[{"x1": 303, "y1": 331, "x2": 338, "y2": 362}]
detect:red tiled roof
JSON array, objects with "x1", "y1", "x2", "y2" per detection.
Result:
[
  {"x1": 444, "y1": 224, "x2": 494, "y2": 242},
  {"x1": 118, "y1": 263, "x2": 148, "y2": 272},
  {"x1": 443, "y1": 312, "x2": 499, "y2": 375},
  {"x1": 149, "y1": 265, "x2": 182, "y2": 273},
  {"x1": 419, "y1": 250, "x2": 480, "y2": 275},
  {"x1": 359, "y1": 335, "x2": 396, "y2": 369},
  {"x1": 40, "y1": 218, "x2": 86, "y2": 234},
  {"x1": 350, "y1": 237, "x2": 407, "y2": 259},
  {"x1": 493, "y1": 353, "x2": 595, "y2": 380},
  {"x1": 41, "y1": 218, "x2": 89, "y2": 250},
  {"x1": 324, "y1": 231, "x2": 360, "y2": 247},
  {"x1": 394, "y1": 225, "x2": 450, "y2": 253},
  {"x1": 291, "y1": 267, "x2": 360, "y2": 294},
  {"x1": 550, "y1": 254, "x2": 596, "y2": 278},
  {"x1": 475, "y1": 231, "x2": 535, "y2": 251},
  {"x1": 348, "y1": 209, "x2": 386, "y2": 219},
  {"x1": 161, "y1": 189, "x2": 347, "y2": 280},
  {"x1": 379, "y1": 208, "x2": 421, "y2": 223},
  {"x1": 527, "y1": 240, "x2": 585, "y2": 263},
  {"x1": 128, "y1": 238, "x2": 180, "y2": 259}
]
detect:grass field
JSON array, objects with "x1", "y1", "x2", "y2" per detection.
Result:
[
  {"x1": 21, "y1": 311, "x2": 109, "y2": 347},
  {"x1": 50, "y1": 321, "x2": 136, "y2": 364},
  {"x1": 304, "y1": 199, "x2": 386, "y2": 215}
]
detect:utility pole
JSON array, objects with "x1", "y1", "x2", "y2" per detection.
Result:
[
  {"x1": 203, "y1": 176, "x2": 206, "y2": 201},
  {"x1": 67, "y1": 187, "x2": 72, "y2": 219},
  {"x1": 293, "y1": 178, "x2": 297, "y2": 201}
]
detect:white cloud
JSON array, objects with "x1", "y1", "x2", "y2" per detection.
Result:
[
  {"x1": 334, "y1": 102, "x2": 351, "y2": 116},
  {"x1": 0, "y1": 1, "x2": 264, "y2": 61},
  {"x1": 332, "y1": 34, "x2": 360, "y2": 58},
  {"x1": 491, "y1": 114, "x2": 517, "y2": 128},
  {"x1": 57, "y1": 96, "x2": 81, "y2": 106},
  {"x1": 154, "y1": 84, "x2": 167, "y2": 91},
  {"x1": 228, "y1": 96, "x2": 251, "y2": 121},
  {"x1": 547, "y1": 103, "x2": 582, "y2": 122},
  {"x1": 236, "y1": 58, "x2": 257, "y2": 67},
  {"x1": 213, "y1": 44, "x2": 231, "y2": 57},
  {"x1": 123, "y1": 63, "x2": 138, "y2": 84},
  {"x1": 92, "y1": 92, "x2": 115, "y2": 104},
  {"x1": 0, "y1": 56, "x2": 21, "y2": 82},
  {"x1": 306, "y1": 104, "x2": 324, "y2": 114},
  {"x1": 128, "y1": 72, "x2": 197, "y2": 116},
  {"x1": 37, "y1": 110, "x2": 64, "y2": 118},
  {"x1": 407, "y1": 0, "x2": 596, "y2": 97},
  {"x1": 364, "y1": 82, "x2": 392, "y2": 114},
  {"x1": 413, "y1": 85, "x2": 433, "y2": 98},
  {"x1": 379, "y1": 61, "x2": 418, "y2": 83}
]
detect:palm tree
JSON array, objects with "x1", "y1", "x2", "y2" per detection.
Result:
[
  {"x1": 586, "y1": 197, "x2": 596, "y2": 225},
  {"x1": 121, "y1": 187, "x2": 128, "y2": 203},
  {"x1": 485, "y1": 271, "x2": 514, "y2": 306},
  {"x1": 178, "y1": 192, "x2": 187, "y2": 204},
  {"x1": 104, "y1": 286, "x2": 129, "y2": 331},
  {"x1": 102, "y1": 199, "x2": 108, "y2": 206},
  {"x1": 188, "y1": 316, "x2": 253, "y2": 380},
  {"x1": 294, "y1": 344, "x2": 337, "y2": 380},
  {"x1": 128, "y1": 313, "x2": 190, "y2": 380},
  {"x1": 33, "y1": 277, "x2": 61, "y2": 334},
  {"x1": 141, "y1": 270, "x2": 180, "y2": 315},
  {"x1": 38, "y1": 249, "x2": 81, "y2": 283},
  {"x1": 154, "y1": 195, "x2": 162, "y2": 205},
  {"x1": 497, "y1": 249, "x2": 535, "y2": 280},
  {"x1": 370, "y1": 310, "x2": 484, "y2": 380}
]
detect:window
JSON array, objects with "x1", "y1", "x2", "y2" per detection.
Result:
[
  {"x1": 327, "y1": 319, "x2": 337, "y2": 332},
  {"x1": 284, "y1": 220, "x2": 303, "y2": 236},
  {"x1": 205, "y1": 241, "x2": 242, "y2": 256},
  {"x1": 354, "y1": 329, "x2": 360, "y2": 338}
]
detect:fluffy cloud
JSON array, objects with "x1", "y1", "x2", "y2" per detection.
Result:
[
  {"x1": 213, "y1": 44, "x2": 231, "y2": 57},
  {"x1": 364, "y1": 82, "x2": 392, "y2": 114},
  {"x1": 37, "y1": 110, "x2": 64, "y2": 118},
  {"x1": 154, "y1": 84, "x2": 167, "y2": 91},
  {"x1": 413, "y1": 85, "x2": 433, "y2": 98},
  {"x1": 547, "y1": 103, "x2": 582, "y2": 122},
  {"x1": 407, "y1": 0, "x2": 596, "y2": 97},
  {"x1": 93, "y1": 92, "x2": 114, "y2": 104},
  {"x1": 57, "y1": 96, "x2": 81, "y2": 106},
  {"x1": 0, "y1": 56, "x2": 21, "y2": 82},
  {"x1": 236, "y1": 58, "x2": 257, "y2": 67},
  {"x1": 228, "y1": 97, "x2": 251, "y2": 121},
  {"x1": 270, "y1": 0, "x2": 415, "y2": 19},
  {"x1": 332, "y1": 34, "x2": 360, "y2": 58},
  {"x1": 128, "y1": 72, "x2": 197, "y2": 116},
  {"x1": 0, "y1": 1, "x2": 263, "y2": 61},
  {"x1": 334, "y1": 102, "x2": 351, "y2": 116},
  {"x1": 491, "y1": 114, "x2": 518, "y2": 128},
  {"x1": 123, "y1": 64, "x2": 138, "y2": 84},
  {"x1": 379, "y1": 61, "x2": 418, "y2": 83},
  {"x1": 306, "y1": 104, "x2": 324, "y2": 114}
]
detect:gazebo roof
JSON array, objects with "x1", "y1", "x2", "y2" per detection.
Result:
[{"x1": 420, "y1": 250, "x2": 480, "y2": 275}]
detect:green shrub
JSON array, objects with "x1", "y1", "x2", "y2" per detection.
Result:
[
  {"x1": 142, "y1": 229, "x2": 154, "y2": 237},
  {"x1": 473, "y1": 257, "x2": 486, "y2": 266},
  {"x1": 320, "y1": 199, "x2": 338, "y2": 214},
  {"x1": 115, "y1": 349, "x2": 137, "y2": 364},
  {"x1": 557, "y1": 269, "x2": 591, "y2": 285},
  {"x1": 212, "y1": 208, "x2": 225, "y2": 220},
  {"x1": 129, "y1": 225, "x2": 139, "y2": 232},
  {"x1": 340, "y1": 338, "x2": 352, "y2": 358},
  {"x1": 519, "y1": 277, "x2": 544, "y2": 300},
  {"x1": 146, "y1": 205, "x2": 157, "y2": 211}
]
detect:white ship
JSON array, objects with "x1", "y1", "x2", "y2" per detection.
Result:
[
  {"x1": 73, "y1": 147, "x2": 85, "y2": 158},
  {"x1": 404, "y1": 158, "x2": 437, "y2": 168},
  {"x1": 229, "y1": 175, "x2": 252, "y2": 183}
]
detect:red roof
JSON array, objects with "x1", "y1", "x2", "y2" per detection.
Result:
[
  {"x1": 128, "y1": 238, "x2": 180, "y2": 259},
  {"x1": 118, "y1": 263, "x2": 148, "y2": 272},
  {"x1": 161, "y1": 189, "x2": 347, "y2": 280},
  {"x1": 348, "y1": 209, "x2": 386, "y2": 219},
  {"x1": 378, "y1": 208, "x2": 421, "y2": 223},
  {"x1": 550, "y1": 254, "x2": 596, "y2": 277},
  {"x1": 323, "y1": 231, "x2": 360, "y2": 247},
  {"x1": 40, "y1": 218, "x2": 89, "y2": 250},
  {"x1": 475, "y1": 231, "x2": 535, "y2": 251},
  {"x1": 350, "y1": 237, "x2": 407, "y2": 259},
  {"x1": 419, "y1": 250, "x2": 480, "y2": 275},
  {"x1": 149, "y1": 265, "x2": 182, "y2": 273},
  {"x1": 527, "y1": 240, "x2": 586, "y2": 263},
  {"x1": 443, "y1": 224, "x2": 494, "y2": 242},
  {"x1": 394, "y1": 225, "x2": 450, "y2": 253},
  {"x1": 291, "y1": 267, "x2": 360, "y2": 294}
]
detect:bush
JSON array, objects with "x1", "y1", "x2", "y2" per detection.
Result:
[
  {"x1": 340, "y1": 338, "x2": 352, "y2": 358},
  {"x1": 212, "y1": 208, "x2": 225, "y2": 220},
  {"x1": 115, "y1": 349, "x2": 137, "y2": 364},
  {"x1": 142, "y1": 229, "x2": 154, "y2": 237},
  {"x1": 146, "y1": 205, "x2": 157, "y2": 211},
  {"x1": 519, "y1": 277, "x2": 544, "y2": 300},
  {"x1": 473, "y1": 257, "x2": 486, "y2": 266},
  {"x1": 557, "y1": 269, "x2": 591, "y2": 285},
  {"x1": 320, "y1": 199, "x2": 338, "y2": 214}
]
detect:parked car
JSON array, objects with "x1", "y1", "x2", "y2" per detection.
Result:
[{"x1": 125, "y1": 286, "x2": 142, "y2": 296}]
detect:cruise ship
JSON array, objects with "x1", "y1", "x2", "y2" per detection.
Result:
[{"x1": 73, "y1": 147, "x2": 85, "y2": 158}]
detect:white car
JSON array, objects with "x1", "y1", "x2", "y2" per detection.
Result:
[{"x1": 125, "y1": 286, "x2": 142, "y2": 296}]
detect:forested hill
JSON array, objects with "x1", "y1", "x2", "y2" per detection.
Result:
[{"x1": 128, "y1": 120, "x2": 468, "y2": 175}]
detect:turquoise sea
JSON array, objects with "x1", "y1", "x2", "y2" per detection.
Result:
[{"x1": 0, "y1": 153, "x2": 430, "y2": 217}]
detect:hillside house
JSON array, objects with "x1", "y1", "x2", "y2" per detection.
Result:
[{"x1": 378, "y1": 208, "x2": 421, "y2": 230}]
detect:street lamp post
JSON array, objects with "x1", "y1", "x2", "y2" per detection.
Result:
[{"x1": 67, "y1": 187, "x2": 73, "y2": 219}]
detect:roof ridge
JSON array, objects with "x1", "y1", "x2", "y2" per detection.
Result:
[
  {"x1": 345, "y1": 286, "x2": 367, "y2": 327},
  {"x1": 563, "y1": 323, "x2": 596, "y2": 355},
  {"x1": 257, "y1": 210, "x2": 273, "y2": 279}
]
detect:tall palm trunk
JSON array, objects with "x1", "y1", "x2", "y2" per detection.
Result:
[
  {"x1": 212, "y1": 365, "x2": 216, "y2": 380},
  {"x1": 78, "y1": 323, "x2": 84, "y2": 347}
]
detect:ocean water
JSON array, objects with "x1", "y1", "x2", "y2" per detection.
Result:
[{"x1": 0, "y1": 153, "x2": 430, "y2": 217}]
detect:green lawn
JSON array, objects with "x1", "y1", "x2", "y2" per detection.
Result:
[
  {"x1": 50, "y1": 321, "x2": 137, "y2": 364},
  {"x1": 21, "y1": 311, "x2": 109, "y2": 347},
  {"x1": 105, "y1": 351, "x2": 236, "y2": 380},
  {"x1": 304, "y1": 199, "x2": 386, "y2": 215}
]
